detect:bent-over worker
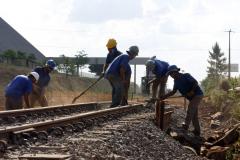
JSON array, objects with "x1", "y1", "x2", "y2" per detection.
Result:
[
  {"x1": 160, "y1": 65, "x2": 204, "y2": 136},
  {"x1": 5, "y1": 72, "x2": 39, "y2": 110},
  {"x1": 145, "y1": 57, "x2": 169, "y2": 100},
  {"x1": 30, "y1": 59, "x2": 56, "y2": 107},
  {"x1": 105, "y1": 46, "x2": 139, "y2": 107}
]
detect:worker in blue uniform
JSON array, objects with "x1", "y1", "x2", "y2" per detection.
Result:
[
  {"x1": 160, "y1": 65, "x2": 204, "y2": 136},
  {"x1": 5, "y1": 72, "x2": 39, "y2": 110},
  {"x1": 105, "y1": 46, "x2": 139, "y2": 107},
  {"x1": 145, "y1": 57, "x2": 169, "y2": 100},
  {"x1": 30, "y1": 59, "x2": 56, "y2": 107}
]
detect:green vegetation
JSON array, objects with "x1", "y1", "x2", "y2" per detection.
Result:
[
  {"x1": 57, "y1": 51, "x2": 88, "y2": 77},
  {"x1": 89, "y1": 64, "x2": 104, "y2": 76},
  {"x1": 201, "y1": 42, "x2": 240, "y2": 120},
  {"x1": 75, "y1": 50, "x2": 88, "y2": 76},
  {"x1": 0, "y1": 49, "x2": 41, "y2": 67},
  {"x1": 201, "y1": 42, "x2": 227, "y2": 94}
]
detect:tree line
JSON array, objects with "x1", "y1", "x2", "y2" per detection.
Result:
[
  {"x1": 56, "y1": 50, "x2": 103, "y2": 77},
  {"x1": 0, "y1": 49, "x2": 103, "y2": 77}
]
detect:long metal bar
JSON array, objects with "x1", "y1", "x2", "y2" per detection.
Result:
[
  {"x1": 0, "y1": 102, "x2": 98, "y2": 118},
  {"x1": 0, "y1": 104, "x2": 143, "y2": 134}
]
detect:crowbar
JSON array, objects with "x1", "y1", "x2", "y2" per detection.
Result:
[{"x1": 72, "y1": 75, "x2": 104, "y2": 104}]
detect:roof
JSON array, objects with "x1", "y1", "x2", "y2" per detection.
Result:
[{"x1": 0, "y1": 17, "x2": 45, "y2": 60}]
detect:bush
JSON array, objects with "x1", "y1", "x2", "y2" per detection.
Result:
[
  {"x1": 231, "y1": 102, "x2": 240, "y2": 120},
  {"x1": 209, "y1": 89, "x2": 228, "y2": 111},
  {"x1": 219, "y1": 79, "x2": 231, "y2": 91},
  {"x1": 208, "y1": 88, "x2": 240, "y2": 119}
]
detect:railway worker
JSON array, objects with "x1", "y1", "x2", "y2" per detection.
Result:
[
  {"x1": 103, "y1": 38, "x2": 123, "y2": 104},
  {"x1": 5, "y1": 72, "x2": 39, "y2": 110},
  {"x1": 105, "y1": 45, "x2": 139, "y2": 108},
  {"x1": 160, "y1": 65, "x2": 204, "y2": 136},
  {"x1": 145, "y1": 56, "x2": 169, "y2": 101},
  {"x1": 30, "y1": 59, "x2": 56, "y2": 107}
]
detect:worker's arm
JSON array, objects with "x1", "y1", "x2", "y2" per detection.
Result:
[
  {"x1": 160, "y1": 89, "x2": 177, "y2": 100},
  {"x1": 152, "y1": 78, "x2": 161, "y2": 98},
  {"x1": 103, "y1": 63, "x2": 109, "y2": 72},
  {"x1": 23, "y1": 93, "x2": 31, "y2": 108},
  {"x1": 125, "y1": 76, "x2": 131, "y2": 97},
  {"x1": 120, "y1": 66, "x2": 127, "y2": 83}
]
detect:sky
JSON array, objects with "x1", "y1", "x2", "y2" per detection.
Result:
[{"x1": 1, "y1": 0, "x2": 240, "y2": 87}]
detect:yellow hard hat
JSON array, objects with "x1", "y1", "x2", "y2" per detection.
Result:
[{"x1": 106, "y1": 38, "x2": 117, "y2": 49}]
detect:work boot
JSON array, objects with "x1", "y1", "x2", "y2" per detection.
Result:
[{"x1": 120, "y1": 99, "x2": 128, "y2": 106}]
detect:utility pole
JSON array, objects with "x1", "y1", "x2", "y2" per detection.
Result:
[{"x1": 225, "y1": 29, "x2": 233, "y2": 79}]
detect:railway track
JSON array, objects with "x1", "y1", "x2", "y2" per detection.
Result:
[
  {"x1": 2, "y1": 102, "x2": 204, "y2": 160},
  {"x1": 0, "y1": 102, "x2": 145, "y2": 153},
  {"x1": 0, "y1": 101, "x2": 110, "y2": 126}
]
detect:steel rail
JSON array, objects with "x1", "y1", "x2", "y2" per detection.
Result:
[
  {"x1": 0, "y1": 104, "x2": 144, "y2": 134},
  {"x1": 0, "y1": 101, "x2": 112, "y2": 118}
]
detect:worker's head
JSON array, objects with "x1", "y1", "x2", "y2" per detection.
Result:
[
  {"x1": 45, "y1": 59, "x2": 56, "y2": 73},
  {"x1": 145, "y1": 60, "x2": 155, "y2": 72},
  {"x1": 166, "y1": 65, "x2": 180, "y2": 78},
  {"x1": 106, "y1": 38, "x2": 117, "y2": 51},
  {"x1": 127, "y1": 45, "x2": 139, "y2": 60},
  {"x1": 28, "y1": 71, "x2": 39, "y2": 83}
]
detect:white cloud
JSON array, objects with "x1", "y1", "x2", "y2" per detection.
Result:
[{"x1": 68, "y1": 0, "x2": 142, "y2": 23}]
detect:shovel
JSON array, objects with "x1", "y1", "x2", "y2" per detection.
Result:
[{"x1": 72, "y1": 75, "x2": 104, "y2": 104}]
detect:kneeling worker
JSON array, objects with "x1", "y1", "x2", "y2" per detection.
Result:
[
  {"x1": 105, "y1": 46, "x2": 139, "y2": 107},
  {"x1": 160, "y1": 65, "x2": 203, "y2": 136},
  {"x1": 5, "y1": 72, "x2": 39, "y2": 110}
]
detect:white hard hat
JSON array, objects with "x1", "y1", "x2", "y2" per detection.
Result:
[
  {"x1": 145, "y1": 60, "x2": 155, "y2": 71},
  {"x1": 29, "y1": 72, "x2": 39, "y2": 81}
]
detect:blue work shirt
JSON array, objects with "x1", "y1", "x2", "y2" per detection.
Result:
[
  {"x1": 34, "y1": 67, "x2": 50, "y2": 88},
  {"x1": 153, "y1": 60, "x2": 169, "y2": 77},
  {"x1": 105, "y1": 54, "x2": 131, "y2": 77},
  {"x1": 173, "y1": 73, "x2": 203, "y2": 100},
  {"x1": 5, "y1": 75, "x2": 32, "y2": 98},
  {"x1": 105, "y1": 48, "x2": 122, "y2": 65}
]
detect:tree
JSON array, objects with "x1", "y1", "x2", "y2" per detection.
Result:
[
  {"x1": 3, "y1": 49, "x2": 16, "y2": 63},
  {"x1": 201, "y1": 42, "x2": 227, "y2": 94},
  {"x1": 89, "y1": 64, "x2": 104, "y2": 76},
  {"x1": 17, "y1": 51, "x2": 27, "y2": 59},
  {"x1": 75, "y1": 50, "x2": 88, "y2": 77},
  {"x1": 207, "y1": 42, "x2": 227, "y2": 78},
  {"x1": 27, "y1": 53, "x2": 36, "y2": 61}
]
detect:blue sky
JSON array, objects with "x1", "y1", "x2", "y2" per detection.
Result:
[{"x1": 0, "y1": 0, "x2": 240, "y2": 86}]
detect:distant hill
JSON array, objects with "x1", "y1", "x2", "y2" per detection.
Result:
[{"x1": 0, "y1": 17, "x2": 45, "y2": 60}]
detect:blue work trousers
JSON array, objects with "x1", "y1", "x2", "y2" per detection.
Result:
[{"x1": 107, "y1": 74, "x2": 124, "y2": 107}]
